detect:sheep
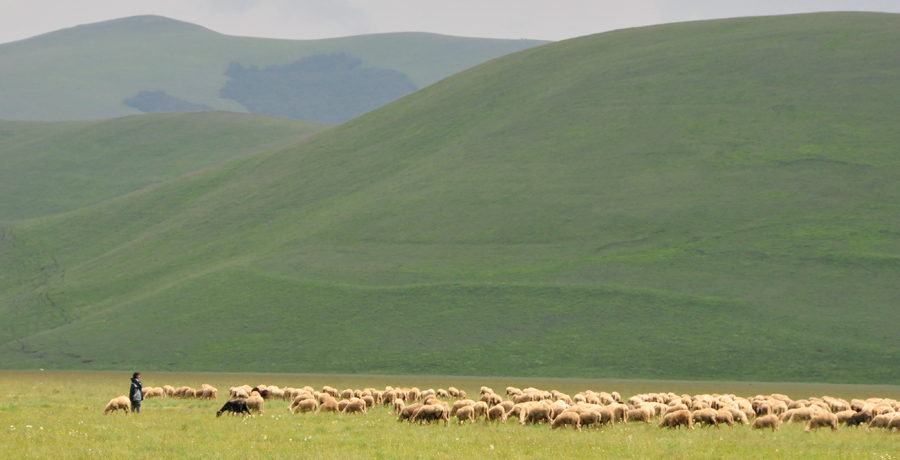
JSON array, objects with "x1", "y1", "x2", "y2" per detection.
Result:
[
  {"x1": 575, "y1": 409, "x2": 610, "y2": 429},
  {"x1": 626, "y1": 408, "x2": 653, "y2": 424},
  {"x1": 716, "y1": 409, "x2": 735, "y2": 428},
  {"x1": 520, "y1": 403, "x2": 553, "y2": 426},
  {"x1": 200, "y1": 386, "x2": 218, "y2": 400},
  {"x1": 393, "y1": 398, "x2": 406, "y2": 415},
  {"x1": 343, "y1": 399, "x2": 368, "y2": 415},
  {"x1": 456, "y1": 405, "x2": 476, "y2": 425},
  {"x1": 412, "y1": 404, "x2": 450, "y2": 426},
  {"x1": 103, "y1": 396, "x2": 131, "y2": 415},
  {"x1": 487, "y1": 404, "x2": 507, "y2": 424},
  {"x1": 322, "y1": 386, "x2": 339, "y2": 398},
  {"x1": 480, "y1": 393, "x2": 503, "y2": 407},
  {"x1": 437, "y1": 389, "x2": 450, "y2": 399},
  {"x1": 472, "y1": 401, "x2": 490, "y2": 419},
  {"x1": 550, "y1": 411, "x2": 581, "y2": 431},
  {"x1": 292, "y1": 398, "x2": 318, "y2": 414},
  {"x1": 691, "y1": 408, "x2": 718, "y2": 428},
  {"x1": 752, "y1": 414, "x2": 780, "y2": 431},
  {"x1": 230, "y1": 387, "x2": 249, "y2": 399},
  {"x1": 317, "y1": 399, "x2": 339, "y2": 414},
  {"x1": 666, "y1": 404, "x2": 689, "y2": 415},
  {"x1": 458, "y1": 390, "x2": 467, "y2": 400},
  {"x1": 163, "y1": 385, "x2": 175, "y2": 397},
  {"x1": 398, "y1": 403, "x2": 424, "y2": 422},
  {"x1": 480, "y1": 386, "x2": 493, "y2": 396},
  {"x1": 362, "y1": 395, "x2": 376, "y2": 408},
  {"x1": 245, "y1": 395, "x2": 265, "y2": 415},
  {"x1": 845, "y1": 411, "x2": 873, "y2": 428},
  {"x1": 341, "y1": 389, "x2": 353, "y2": 400},
  {"x1": 450, "y1": 399, "x2": 475, "y2": 416},
  {"x1": 887, "y1": 415, "x2": 900, "y2": 433},
  {"x1": 217, "y1": 399, "x2": 251, "y2": 417},
  {"x1": 867, "y1": 413, "x2": 897, "y2": 432},
  {"x1": 143, "y1": 387, "x2": 165, "y2": 399},
  {"x1": 805, "y1": 413, "x2": 838, "y2": 433},
  {"x1": 499, "y1": 400, "x2": 515, "y2": 413},
  {"x1": 728, "y1": 408, "x2": 749, "y2": 425},
  {"x1": 407, "y1": 388, "x2": 422, "y2": 402},
  {"x1": 658, "y1": 410, "x2": 693, "y2": 429},
  {"x1": 506, "y1": 387, "x2": 522, "y2": 397}
]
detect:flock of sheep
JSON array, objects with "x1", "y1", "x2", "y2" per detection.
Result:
[{"x1": 103, "y1": 383, "x2": 900, "y2": 433}]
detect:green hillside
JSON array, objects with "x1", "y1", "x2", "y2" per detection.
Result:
[
  {"x1": 0, "y1": 111, "x2": 328, "y2": 221},
  {"x1": 0, "y1": 15, "x2": 547, "y2": 121},
  {"x1": 1, "y1": 12, "x2": 899, "y2": 383}
]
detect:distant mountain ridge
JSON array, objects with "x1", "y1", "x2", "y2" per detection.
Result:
[{"x1": 0, "y1": 15, "x2": 549, "y2": 121}]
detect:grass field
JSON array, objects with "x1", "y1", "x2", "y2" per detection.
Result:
[
  {"x1": 0, "y1": 111, "x2": 329, "y2": 221},
  {"x1": 2, "y1": 13, "x2": 900, "y2": 382},
  {"x1": 1, "y1": 371, "x2": 899, "y2": 459},
  {"x1": 0, "y1": 15, "x2": 548, "y2": 121}
]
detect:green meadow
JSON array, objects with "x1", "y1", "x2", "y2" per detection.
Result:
[
  {"x1": 0, "y1": 111, "x2": 328, "y2": 221},
  {"x1": 0, "y1": 15, "x2": 548, "y2": 121},
  {"x1": 1, "y1": 371, "x2": 899, "y2": 459},
  {"x1": 1, "y1": 12, "x2": 900, "y2": 383}
]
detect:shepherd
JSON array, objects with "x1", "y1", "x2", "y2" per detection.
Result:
[{"x1": 129, "y1": 372, "x2": 143, "y2": 414}]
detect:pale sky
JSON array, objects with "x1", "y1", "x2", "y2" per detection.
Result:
[{"x1": 2, "y1": 0, "x2": 899, "y2": 44}]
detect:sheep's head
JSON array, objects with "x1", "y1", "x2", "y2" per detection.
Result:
[{"x1": 216, "y1": 410, "x2": 224, "y2": 417}]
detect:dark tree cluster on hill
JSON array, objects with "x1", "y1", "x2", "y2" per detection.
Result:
[
  {"x1": 219, "y1": 54, "x2": 418, "y2": 124},
  {"x1": 123, "y1": 90, "x2": 212, "y2": 113}
]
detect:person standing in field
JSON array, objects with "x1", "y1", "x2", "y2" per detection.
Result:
[{"x1": 129, "y1": 372, "x2": 143, "y2": 414}]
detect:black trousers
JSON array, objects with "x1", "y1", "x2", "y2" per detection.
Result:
[{"x1": 132, "y1": 400, "x2": 141, "y2": 413}]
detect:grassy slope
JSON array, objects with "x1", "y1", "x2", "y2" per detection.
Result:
[
  {"x1": 1, "y1": 12, "x2": 899, "y2": 383},
  {"x1": 0, "y1": 111, "x2": 329, "y2": 221},
  {"x1": 0, "y1": 15, "x2": 548, "y2": 121}
]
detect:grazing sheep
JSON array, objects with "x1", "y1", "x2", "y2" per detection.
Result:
[
  {"x1": 456, "y1": 406, "x2": 476, "y2": 425},
  {"x1": 487, "y1": 405, "x2": 507, "y2": 424},
  {"x1": 103, "y1": 396, "x2": 131, "y2": 415},
  {"x1": 437, "y1": 389, "x2": 449, "y2": 399},
  {"x1": 845, "y1": 411, "x2": 873, "y2": 428},
  {"x1": 887, "y1": 415, "x2": 900, "y2": 432},
  {"x1": 292, "y1": 399, "x2": 318, "y2": 414},
  {"x1": 499, "y1": 401, "x2": 515, "y2": 413},
  {"x1": 245, "y1": 395, "x2": 265, "y2": 415},
  {"x1": 658, "y1": 410, "x2": 693, "y2": 429},
  {"x1": 626, "y1": 408, "x2": 653, "y2": 424},
  {"x1": 458, "y1": 390, "x2": 467, "y2": 400},
  {"x1": 144, "y1": 387, "x2": 165, "y2": 399},
  {"x1": 343, "y1": 399, "x2": 368, "y2": 415},
  {"x1": 230, "y1": 387, "x2": 249, "y2": 399},
  {"x1": 450, "y1": 400, "x2": 475, "y2": 416},
  {"x1": 411, "y1": 404, "x2": 450, "y2": 426},
  {"x1": 341, "y1": 389, "x2": 353, "y2": 400},
  {"x1": 398, "y1": 403, "x2": 424, "y2": 423},
  {"x1": 692, "y1": 408, "x2": 718, "y2": 428},
  {"x1": 393, "y1": 398, "x2": 406, "y2": 415},
  {"x1": 716, "y1": 409, "x2": 735, "y2": 428},
  {"x1": 407, "y1": 388, "x2": 422, "y2": 402},
  {"x1": 728, "y1": 408, "x2": 749, "y2": 425},
  {"x1": 481, "y1": 393, "x2": 503, "y2": 407},
  {"x1": 867, "y1": 413, "x2": 897, "y2": 432},
  {"x1": 550, "y1": 411, "x2": 581, "y2": 431},
  {"x1": 480, "y1": 386, "x2": 493, "y2": 396},
  {"x1": 472, "y1": 401, "x2": 490, "y2": 419},
  {"x1": 752, "y1": 414, "x2": 780, "y2": 431},
  {"x1": 835, "y1": 410, "x2": 857, "y2": 424},
  {"x1": 217, "y1": 399, "x2": 251, "y2": 417},
  {"x1": 805, "y1": 413, "x2": 838, "y2": 433},
  {"x1": 200, "y1": 386, "x2": 218, "y2": 400},
  {"x1": 576, "y1": 409, "x2": 609, "y2": 429},
  {"x1": 317, "y1": 399, "x2": 339, "y2": 414},
  {"x1": 163, "y1": 385, "x2": 175, "y2": 397},
  {"x1": 322, "y1": 386, "x2": 340, "y2": 398},
  {"x1": 448, "y1": 387, "x2": 460, "y2": 398},
  {"x1": 362, "y1": 395, "x2": 376, "y2": 408},
  {"x1": 520, "y1": 403, "x2": 552, "y2": 426}
]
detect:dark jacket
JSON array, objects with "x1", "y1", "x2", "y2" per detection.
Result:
[{"x1": 130, "y1": 378, "x2": 143, "y2": 402}]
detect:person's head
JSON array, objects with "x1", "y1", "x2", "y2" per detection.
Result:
[{"x1": 133, "y1": 372, "x2": 141, "y2": 379}]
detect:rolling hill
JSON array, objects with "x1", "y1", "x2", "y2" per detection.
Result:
[
  {"x1": 1, "y1": 12, "x2": 899, "y2": 383},
  {"x1": 0, "y1": 15, "x2": 548, "y2": 121},
  {"x1": 0, "y1": 111, "x2": 329, "y2": 221}
]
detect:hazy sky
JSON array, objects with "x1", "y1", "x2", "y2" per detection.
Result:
[{"x1": 2, "y1": 0, "x2": 898, "y2": 44}]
